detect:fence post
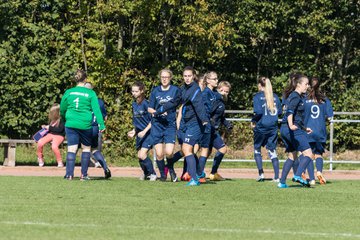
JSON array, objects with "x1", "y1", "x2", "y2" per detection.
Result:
[{"x1": 329, "y1": 120, "x2": 334, "y2": 171}]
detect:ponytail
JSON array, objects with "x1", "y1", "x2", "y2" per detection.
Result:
[{"x1": 258, "y1": 77, "x2": 275, "y2": 114}]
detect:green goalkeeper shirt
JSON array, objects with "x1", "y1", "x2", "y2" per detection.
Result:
[{"x1": 60, "y1": 86, "x2": 105, "y2": 131}]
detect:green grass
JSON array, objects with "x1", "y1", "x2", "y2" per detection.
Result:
[{"x1": 0, "y1": 177, "x2": 360, "y2": 240}]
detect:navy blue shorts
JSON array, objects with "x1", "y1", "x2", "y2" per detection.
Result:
[
  {"x1": 183, "y1": 121, "x2": 202, "y2": 146},
  {"x1": 151, "y1": 121, "x2": 176, "y2": 145},
  {"x1": 209, "y1": 130, "x2": 226, "y2": 151},
  {"x1": 136, "y1": 132, "x2": 153, "y2": 150},
  {"x1": 91, "y1": 125, "x2": 100, "y2": 149},
  {"x1": 199, "y1": 124, "x2": 212, "y2": 148},
  {"x1": 65, "y1": 127, "x2": 93, "y2": 147},
  {"x1": 280, "y1": 124, "x2": 311, "y2": 153},
  {"x1": 253, "y1": 128, "x2": 278, "y2": 151},
  {"x1": 177, "y1": 129, "x2": 185, "y2": 145},
  {"x1": 309, "y1": 142, "x2": 326, "y2": 155}
]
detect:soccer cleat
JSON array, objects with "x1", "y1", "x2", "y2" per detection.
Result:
[
  {"x1": 292, "y1": 175, "x2": 311, "y2": 187},
  {"x1": 317, "y1": 172, "x2": 326, "y2": 185},
  {"x1": 198, "y1": 177, "x2": 206, "y2": 183},
  {"x1": 94, "y1": 162, "x2": 102, "y2": 168},
  {"x1": 277, "y1": 183, "x2": 288, "y2": 188},
  {"x1": 301, "y1": 173, "x2": 307, "y2": 181},
  {"x1": 64, "y1": 175, "x2": 73, "y2": 180},
  {"x1": 209, "y1": 173, "x2": 224, "y2": 181},
  {"x1": 139, "y1": 174, "x2": 146, "y2": 181},
  {"x1": 149, "y1": 174, "x2": 157, "y2": 181},
  {"x1": 105, "y1": 168, "x2": 111, "y2": 179},
  {"x1": 272, "y1": 178, "x2": 280, "y2": 183},
  {"x1": 309, "y1": 180, "x2": 316, "y2": 186},
  {"x1": 169, "y1": 168, "x2": 178, "y2": 182},
  {"x1": 256, "y1": 173, "x2": 265, "y2": 182},
  {"x1": 186, "y1": 178, "x2": 200, "y2": 186},
  {"x1": 80, "y1": 175, "x2": 91, "y2": 181},
  {"x1": 159, "y1": 176, "x2": 167, "y2": 182},
  {"x1": 181, "y1": 172, "x2": 191, "y2": 181},
  {"x1": 57, "y1": 162, "x2": 64, "y2": 168}
]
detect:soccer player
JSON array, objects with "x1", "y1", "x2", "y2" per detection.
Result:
[
  {"x1": 60, "y1": 69, "x2": 105, "y2": 180},
  {"x1": 251, "y1": 77, "x2": 282, "y2": 182},
  {"x1": 304, "y1": 77, "x2": 333, "y2": 185},
  {"x1": 278, "y1": 73, "x2": 313, "y2": 188},
  {"x1": 207, "y1": 80, "x2": 232, "y2": 181},
  {"x1": 128, "y1": 81, "x2": 157, "y2": 181},
  {"x1": 148, "y1": 69, "x2": 181, "y2": 182},
  {"x1": 83, "y1": 82, "x2": 111, "y2": 179},
  {"x1": 179, "y1": 66, "x2": 209, "y2": 186},
  {"x1": 197, "y1": 71, "x2": 222, "y2": 182}
]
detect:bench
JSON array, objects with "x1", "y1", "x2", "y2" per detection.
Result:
[
  {"x1": 0, "y1": 139, "x2": 111, "y2": 167},
  {"x1": 0, "y1": 139, "x2": 35, "y2": 167}
]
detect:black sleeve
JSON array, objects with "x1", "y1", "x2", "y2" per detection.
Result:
[{"x1": 49, "y1": 121, "x2": 65, "y2": 136}]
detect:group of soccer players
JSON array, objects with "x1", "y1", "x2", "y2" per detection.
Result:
[{"x1": 129, "y1": 69, "x2": 333, "y2": 187}]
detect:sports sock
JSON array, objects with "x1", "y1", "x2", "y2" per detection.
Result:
[
  {"x1": 139, "y1": 159, "x2": 148, "y2": 175},
  {"x1": 93, "y1": 151, "x2": 108, "y2": 170},
  {"x1": 316, "y1": 157, "x2": 324, "y2": 172},
  {"x1": 182, "y1": 159, "x2": 188, "y2": 176},
  {"x1": 293, "y1": 157, "x2": 300, "y2": 174},
  {"x1": 172, "y1": 151, "x2": 183, "y2": 164},
  {"x1": 271, "y1": 158, "x2": 280, "y2": 179},
  {"x1": 254, "y1": 151, "x2": 263, "y2": 175},
  {"x1": 306, "y1": 160, "x2": 315, "y2": 180},
  {"x1": 295, "y1": 155, "x2": 312, "y2": 177},
  {"x1": 194, "y1": 154, "x2": 201, "y2": 176},
  {"x1": 156, "y1": 159, "x2": 166, "y2": 178},
  {"x1": 167, "y1": 156, "x2": 175, "y2": 169},
  {"x1": 199, "y1": 156, "x2": 207, "y2": 174},
  {"x1": 65, "y1": 152, "x2": 76, "y2": 177},
  {"x1": 211, "y1": 151, "x2": 224, "y2": 174},
  {"x1": 143, "y1": 157, "x2": 155, "y2": 175},
  {"x1": 280, "y1": 158, "x2": 293, "y2": 184},
  {"x1": 81, "y1": 152, "x2": 91, "y2": 177},
  {"x1": 185, "y1": 154, "x2": 198, "y2": 181}
]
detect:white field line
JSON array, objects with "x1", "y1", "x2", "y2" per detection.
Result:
[{"x1": 1, "y1": 221, "x2": 360, "y2": 239}]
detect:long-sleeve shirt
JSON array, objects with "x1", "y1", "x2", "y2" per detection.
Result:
[
  {"x1": 132, "y1": 99, "x2": 152, "y2": 132},
  {"x1": 181, "y1": 82, "x2": 209, "y2": 124}
]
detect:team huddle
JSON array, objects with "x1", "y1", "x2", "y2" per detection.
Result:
[{"x1": 128, "y1": 68, "x2": 333, "y2": 187}]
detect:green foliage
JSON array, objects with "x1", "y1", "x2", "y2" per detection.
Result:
[{"x1": 0, "y1": 0, "x2": 359, "y2": 161}]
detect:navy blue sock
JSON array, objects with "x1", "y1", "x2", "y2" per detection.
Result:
[
  {"x1": 139, "y1": 159, "x2": 148, "y2": 175},
  {"x1": 280, "y1": 158, "x2": 293, "y2": 184},
  {"x1": 316, "y1": 157, "x2": 323, "y2": 172},
  {"x1": 167, "y1": 156, "x2": 175, "y2": 169},
  {"x1": 81, "y1": 152, "x2": 91, "y2": 177},
  {"x1": 182, "y1": 159, "x2": 188, "y2": 175},
  {"x1": 194, "y1": 154, "x2": 201, "y2": 176},
  {"x1": 185, "y1": 155, "x2": 198, "y2": 181},
  {"x1": 295, "y1": 155, "x2": 312, "y2": 177},
  {"x1": 293, "y1": 158, "x2": 299, "y2": 174},
  {"x1": 143, "y1": 157, "x2": 155, "y2": 175},
  {"x1": 156, "y1": 159, "x2": 166, "y2": 178},
  {"x1": 271, "y1": 158, "x2": 280, "y2": 179},
  {"x1": 306, "y1": 160, "x2": 315, "y2": 180},
  {"x1": 211, "y1": 151, "x2": 224, "y2": 174},
  {"x1": 199, "y1": 156, "x2": 207, "y2": 173},
  {"x1": 172, "y1": 151, "x2": 183, "y2": 164},
  {"x1": 254, "y1": 152, "x2": 263, "y2": 175},
  {"x1": 93, "y1": 151, "x2": 108, "y2": 170},
  {"x1": 66, "y1": 152, "x2": 76, "y2": 177}
]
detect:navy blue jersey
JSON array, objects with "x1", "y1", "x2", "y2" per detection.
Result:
[
  {"x1": 149, "y1": 85, "x2": 181, "y2": 123},
  {"x1": 282, "y1": 91, "x2": 306, "y2": 128},
  {"x1": 92, "y1": 98, "x2": 107, "y2": 126},
  {"x1": 211, "y1": 92, "x2": 232, "y2": 130},
  {"x1": 202, "y1": 87, "x2": 218, "y2": 117},
  {"x1": 132, "y1": 99, "x2": 151, "y2": 132},
  {"x1": 252, "y1": 92, "x2": 282, "y2": 131},
  {"x1": 181, "y1": 82, "x2": 209, "y2": 124},
  {"x1": 304, "y1": 98, "x2": 333, "y2": 143}
]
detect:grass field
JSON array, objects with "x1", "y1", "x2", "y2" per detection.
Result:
[{"x1": 0, "y1": 177, "x2": 360, "y2": 240}]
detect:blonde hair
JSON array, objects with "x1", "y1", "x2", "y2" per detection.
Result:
[
  {"x1": 158, "y1": 69, "x2": 173, "y2": 79},
  {"x1": 258, "y1": 77, "x2": 275, "y2": 114},
  {"x1": 48, "y1": 103, "x2": 61, "y2": 126},
  {"x1": 217, "y1": 81, "x2": 231, "y2": 90}
]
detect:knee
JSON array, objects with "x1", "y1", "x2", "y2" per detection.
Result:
[
  {"x1": 219, "y1": 146, "x2": 227, "y2": 154},
  {"x1": 81, "y1": 144, "x2": 91, "y2": 153},
  {"x1": 267, "y1": 149, "x2": 278, "y2": 159},
  {"x1": 254, "y1": 148, "x2": 261, "y2": 156},
  {"x1": 138, "y1": 152, "x2": 147, "y2": 160}
]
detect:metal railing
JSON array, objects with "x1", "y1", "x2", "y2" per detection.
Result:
[{"x1": 222, "y1": 110, "x2": 360, "y2": 171}]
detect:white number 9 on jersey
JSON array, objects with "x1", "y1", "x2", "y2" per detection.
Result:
[{"x1": 311, "y1": 105, "x2": 320, "y2": 119}]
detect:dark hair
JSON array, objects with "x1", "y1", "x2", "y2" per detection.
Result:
[
  {"x1": 183, "y1": 66, "x2": 198, "y2": 82},
  {"x1": 132, "y1": 81, "x2": 145, "y2": 92},
  {"x1": 74, "y1": 69, "x2": 87, "y2": 83},
  {"x1": 308, "y1": 77, "x2": 326, "y2": 103},
  {"x1": 283, "y1": 73, "x2": 308, "y2": 99}
]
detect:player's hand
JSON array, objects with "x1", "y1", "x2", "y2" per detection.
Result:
[
  {"x1": 306, "y1": 128, "x2": 313, "y2": 134},
  {"x1": 137, "y1": 130, "x2": 146, "y2": 138},
  {"x1": 127, "y1": 129, "x2": 136, "y2": 138},
  {"x1": 99, "y1": 128, "x2": 106, "y2": 133},
  {"x1": 250, "y1": 122, "x2": 256, "y2": 128}
]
